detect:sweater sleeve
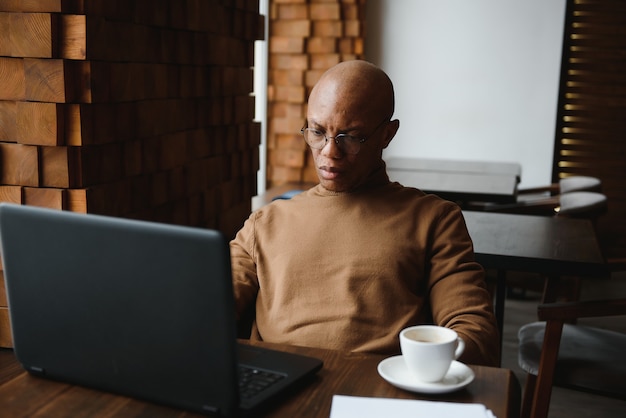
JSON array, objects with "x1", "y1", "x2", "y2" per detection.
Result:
[
  {"x1": 426, "y1": 204, "x2": 500, "y2": 367},
  {"x1": 229, "y1": 212, "x2": 260, "y2": 321}
]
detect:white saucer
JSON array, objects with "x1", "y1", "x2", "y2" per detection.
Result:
[{"x1": 377, "y1": 355, "x2": 475, "y2": 394}]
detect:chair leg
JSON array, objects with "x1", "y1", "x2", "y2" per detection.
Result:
[
  {"x1": 541, "y1": 275, "x2": 560, "y2": 304},
  {"x1": 542, "y1": 276, "x2": 581, "y2": 323},
  {"x1": 529, "y1": 321, "x2": 564, "y2": 418},
  {"x1": 521, "y1": 373, "x2": 537, "y2": 418}
]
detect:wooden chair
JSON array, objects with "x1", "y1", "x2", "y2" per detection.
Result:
[
  {"x1": 517, "y1": 298, "x2": 626, "y2": 418},
  {"x1": 477, "y1": 191, "x2": 607, "y2": 219},
  {"x1": 468, "y1": 175, "x2": 604, "y2": 217},
  {"x1": 517, "y1": 175, "x2": 602, "y2": 197}
]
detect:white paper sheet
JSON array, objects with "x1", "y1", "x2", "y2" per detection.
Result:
[{"x1": 329, "y1": 395, "x2": 496, "y2": 418}]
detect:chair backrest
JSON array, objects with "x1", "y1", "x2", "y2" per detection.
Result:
[
  {"x1": 556, "y1": 191, "x2": 607, "y2": 218},
  {"x1": 518, "y1": 298, "x2": 626, "y2": 418},
  {"x1": 558, "y1": 176, "x2": 602, "y2": 194},
  {"x1": 517, "y1": 175, "x2": 602, "y2": 196}
]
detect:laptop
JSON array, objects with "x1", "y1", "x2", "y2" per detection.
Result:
[{"x1": 0, "y1": 203, "x2": 322, "y2": 416}]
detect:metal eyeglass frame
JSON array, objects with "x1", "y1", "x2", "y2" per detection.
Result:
[{"x1": 300, "y1": 117, "x2": 390, "y2": 155}]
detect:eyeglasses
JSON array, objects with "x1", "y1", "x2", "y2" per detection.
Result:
[{"x1": 300, "y1": 118, "x2": 390, "y2": 155}]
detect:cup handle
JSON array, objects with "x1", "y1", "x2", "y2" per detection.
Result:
[{"x1": 454, "y1": 337, "x2": 465, "y2": 359}]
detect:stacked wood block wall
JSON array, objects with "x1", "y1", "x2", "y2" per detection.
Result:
[
  {"x1": 0, "y1": 0, "x2": 263, "y2": 347},
  {"x1": 266, "y1": 0, "x2": 366, "y2": 186}
]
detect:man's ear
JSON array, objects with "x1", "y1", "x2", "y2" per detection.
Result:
[{"x1": 382, "y1": 119, "x2": 400, "y2": 149}]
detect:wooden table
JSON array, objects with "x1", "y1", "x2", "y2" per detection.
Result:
[
  {"x1": 252, "y1": 158, "x2": 521, "y2": 211},
  {"x1": 386, "y1": 157, "x2": 522, "y2": 180},
  {"x1": 0, "y1": 341, "x2": 521, "y2": 418},
  {"x1": 385, "y1": 157, "x2": 521, "y2": 205},
  {"x1": 464, "y1": 211, "x2": 607, "y2": 277},
  {"x1": 463, "y1": 211, "x2": 609, "y2": 345},
  {"x1": 388, "y1": 169, "x2": 519, "y2": 205}
]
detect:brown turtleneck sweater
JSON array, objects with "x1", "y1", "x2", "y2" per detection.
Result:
[{"x1": 230, "y1": 168, "x2": 500, "y2": 367}]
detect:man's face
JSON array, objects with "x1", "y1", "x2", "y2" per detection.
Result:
[{"x1": 306, "y1": 84, "x2": 393, "y2": 192}]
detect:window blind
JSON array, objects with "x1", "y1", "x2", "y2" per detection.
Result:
[{"x1": 554, "y1": 0, "x2": 626, "y2": 261}]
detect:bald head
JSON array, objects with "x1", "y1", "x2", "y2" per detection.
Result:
[
  {"x1": 308, "y1": 60, "x2": 395, "y2": 122},
  {"x1": 304, "y1": 60, "x2": 400, "y2": 192}
]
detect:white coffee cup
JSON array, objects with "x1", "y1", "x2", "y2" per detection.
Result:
[{"x1": 399, "y1": 325, "x2": 465, "y2": 383}]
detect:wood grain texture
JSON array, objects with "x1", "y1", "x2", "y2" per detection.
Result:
[
  {"x1": 0, "y1": 341, "x2": 521, "y2": 417},
  {"x1": 0, "y1": 101, "x2": 17, "y2": 141},
  {"x1": 0, "y1": 371, "x2": 73, "y2": 414},
  {"x1": 23, "y1": 186, "x2": 65, "y2": 209},
  {"x1": 0, "y1": 13, "x2": 11, "y2": 55},
  {"x1": 66, "y1": 188, "x2": 87, "y2": 212},
  {"x1": 65, "y1": 103, "x2": 90, "y2": 146},
  {"x1": 0, "y1": 58, "x2": 25, "y2": 100},
  {"x1": 0, "y1": 308, "x2": 12, "y2": 348},
  {"x1": 17, "y1": 101, "x2": 63, "y2": 146},
  {"x1": 0, "y1": 350, "x2": 22, "y2": 381},
  {"x1": 1, "y1": 12, "x2": 89, "y2": 60},
  {"x1": 10, "y1": 12, "x2": 55, "y2": 58},
  {"x1": 24, "y1": 58, "x2": 92, "y2": 103},
  {"x1": 0, "y1": 0, "x2": 62, "y2": 13},
  {"x1": 0, "y1": 143, "x2": 39, "y2": 186},
  {"x1": 0, "y1": 185, "x2": 23, "y2": 204},
  {"x1": 0, "y1": 272, "x2": 6, "y2": 305},
  {"x1": 40, "y1": 145, "x2": 77, "y2": 188},
  {"x1": 59, "y1": 14, "x2": 86, "y2": 59}
]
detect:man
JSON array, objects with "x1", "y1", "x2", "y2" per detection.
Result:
[{"x1": 230, "y1": 60, "x2": 499, "y2": 367}]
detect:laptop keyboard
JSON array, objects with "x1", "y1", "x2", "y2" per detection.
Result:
[{"x1": 238, "y1": 365, "x2": 286, "y2": 400}]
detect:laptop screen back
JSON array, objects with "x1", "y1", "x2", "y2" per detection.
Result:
[{"x1": 0, "y1": 203, "x2": 240, "y2": 415}]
